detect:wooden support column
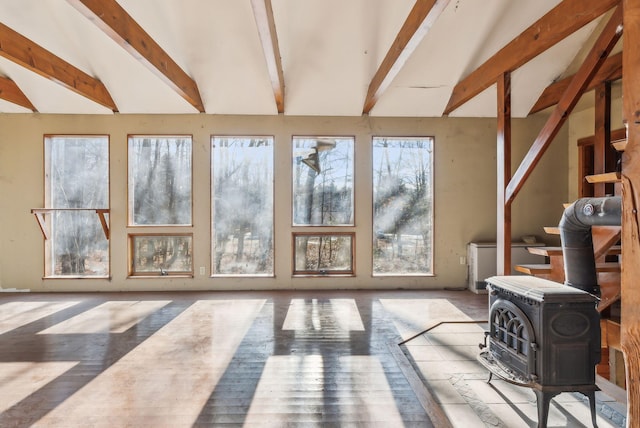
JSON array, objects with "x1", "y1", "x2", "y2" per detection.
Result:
[
  {"x1": 497, "y1": 72, "x2": 512, "y2": 275},
  {"x1": 621, "y1": 0, "x2": 640, "y2": 424},
  {"x1": 505, "y1": 7, "x2": 623, "y2": 203},
  {"x1": 594, "y1": 81, "x2": 612, "y2": 196}
]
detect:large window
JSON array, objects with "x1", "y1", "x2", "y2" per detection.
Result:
[
  {"x1": 293, "y1": 233, "x2": 354, "y2": 276},
  {"x1": 292, "y1": 136, "x2": 354, "y2": 226},
  {"x1": 44, "y1": 136, "x2": 109, "y2": 277},
  {"x1": 128, "y1": 135, "x2": 192, "y2": 226},
  {"x1": 128, "y1": 234, "x2": 193, "y2": 276},
  {"x1": 211, "y1": 136, "x2": 274, "y2": 276},
  {"x1": 372, "y1": 137, "x2": 434, "y2": 275}
]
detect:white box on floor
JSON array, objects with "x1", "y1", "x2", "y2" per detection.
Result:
[{"x1": 467, "y1": 242, "x2": 545, "y2": 294}]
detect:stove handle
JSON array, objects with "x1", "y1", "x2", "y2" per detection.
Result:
[{"x1": 479, "y1": 330, "x2": 490, "y2": 349}]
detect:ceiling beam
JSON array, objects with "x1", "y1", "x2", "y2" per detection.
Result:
[
  {"x1": 67, "y1": 0, "x2": 205, "y2": 113},
  {"x1": 505, "y1": 5, "x2": 622, "y2": 204},
  {"x1": 0, "y1": 76, "x2": 36, "y2": 111},
  {"x1": 362, "y1": 0, "x2": 450, "y2": 114},
  {"x1": 529, "y1": 52, "x2": 622, "y2": 114},
  {"x1": 0, "y1": 22, "x2": 116, "y2": 111},
  {"x1": 250, "y1": 0, "x2": 285, "y2": 114},
  {"x1": 443, "y1": 0, "x2": 619, "y2": 115}
]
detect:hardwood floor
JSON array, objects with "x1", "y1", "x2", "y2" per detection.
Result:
[{"x1": 0, "y1": 289, "x2": 486, "y2": 427}]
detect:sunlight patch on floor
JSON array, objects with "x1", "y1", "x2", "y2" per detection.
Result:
[
  {"x1": 380, "y1": 298, "x2": 473, "y2": 340},
  {"x1": 0, "y1": 362, "x2": 78, "y2": 412},
  {"x1": 0, "y1": 301, "x2": 79, "y2": 334},
  {"x1": 34, "y1": 299, "x2": 266, "y2": 427},
  {"x1": 282, "y1": 298, "x2": 365, "y2": 331},
  {"x1": 39, "y1": 300, "x2": 171, "y2": 334}
]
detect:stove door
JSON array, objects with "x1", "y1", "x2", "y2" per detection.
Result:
[{"x1": 489, "y1": 299, "x2": 536, "y2": 382}]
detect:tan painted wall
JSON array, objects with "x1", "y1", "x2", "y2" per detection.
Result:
[{"x1": 0, "y1": 113, "x2": 567, "y2": 291}]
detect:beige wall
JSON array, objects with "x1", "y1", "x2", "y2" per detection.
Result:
[{"x1": 0, "y1": 113, "x2": 567, "y2": 292}]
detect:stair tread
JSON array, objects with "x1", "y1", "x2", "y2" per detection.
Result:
[
  {"x1": 527, "y1": 245, "x2": 621, "y2": 257},
  {"x1": 585, "y1": 172, "x2": 621, "y2": 184}
]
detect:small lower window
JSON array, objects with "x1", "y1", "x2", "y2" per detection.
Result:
[
  {"x1": 293, "y1": 233, "x2": 354, "y2": 276},
  {"x1": 129, "y1": 234, "x2": 193, "y2": 277}
]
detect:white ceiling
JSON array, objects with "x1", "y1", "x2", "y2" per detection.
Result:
[{"x1": 0, "y1": 0, "x2": 609, "y2": 117}]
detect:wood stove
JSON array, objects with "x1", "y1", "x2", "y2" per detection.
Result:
[{"x1": 478, "y1": 275, "x2": 601, "y2": 428}]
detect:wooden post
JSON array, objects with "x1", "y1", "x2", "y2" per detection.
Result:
[
  {"x1": 497, "y1": 72, "x2": 512, "y2": 275},
  {"x1": 594, "y1": 81, "x2": 611, "y2": 197},
  {"x1": 621, "y1": 0, "x2": 640, "y2": 424}
]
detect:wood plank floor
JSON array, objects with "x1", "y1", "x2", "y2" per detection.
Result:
[{"x1": 0, "y1": 289, "x2": 486, "y2": 427}]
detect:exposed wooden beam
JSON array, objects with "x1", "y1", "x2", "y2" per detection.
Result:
[
  {"x1": 67, "y1": 0, "x2": 205, "y2": 113},
  {"x1": 362, "y1": 0, "x2": 450, "y2": 114},
  {"x1": 496, "y1": 72, "x2": 512, "y2": 276},
  {"x1": 621, "y1": 0, "x2": 640, "y2": 424},
  {"x1": 443, "y1": 0, "x2": 619, "y2": 115},
  {"x1": 529, "y1": 52, "x2": 622, "y2": 115},
  {"x1": 250, "y1": 0, "x2": 285, "y2": 113},
  {"x1": 594, "y1": 81, "x2": 611, "y2": 196},
  {"x1": 505, "y1": 6, "x2": 622, "y2": 204},
  {"x1": 0, "y1": 76, "x2": 36, "y2": 111},
  {"x1": 0, "y1": 22, "x2": 116, "y2": 111}
]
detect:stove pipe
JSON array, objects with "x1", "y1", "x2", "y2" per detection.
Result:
[{"x1": 559, "y1": 196, "x2": 621, "y2": 295}]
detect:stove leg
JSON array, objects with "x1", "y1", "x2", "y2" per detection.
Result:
[
  {"x1": 534, "y1": 390, "x2": 558, "y2": 428},
  {"x1": 586, "y1": 390, "x2": 598, "y2": 428}
]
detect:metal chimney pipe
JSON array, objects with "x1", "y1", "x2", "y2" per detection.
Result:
[{"x1": 559, "y1": 196, "x2": 621, "y2": 295}]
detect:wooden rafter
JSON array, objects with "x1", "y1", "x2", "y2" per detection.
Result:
[
  {"x1": 621, "y1": 0, "x2": 640, "y2": 424},
  {"x1": 67, "y1": 0, "x2": 205, "y2": 113},
  {"x1": 443, "y1": 0, "x2": 619, "y2": 115},
  {"x1": 505, "y1": 6, "x2": 622, "y2": 204},
  {"x1": 529, "y1": 52, "x2": 622, "y2": 115},
  {"x1": 362, "y1": 0, "x2": 450, "y2": 114},
  {"x1": 0, "y1": 76, "x2": 36, "y2": 111},
  {"x1": 250, "y1": 0, "x2": 285, "y2": 114},
  {"x1": 0, "y1": 22, "x2": 116, "y2": 111}
]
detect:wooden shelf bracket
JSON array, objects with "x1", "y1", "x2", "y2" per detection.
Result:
[{"x1": 31, "y1": 208, "x2": 110, "y2": 240}]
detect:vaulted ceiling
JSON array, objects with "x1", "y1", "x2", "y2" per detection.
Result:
[{"x1": 0, "y1": 0, "x2": 622, "y2": 117}]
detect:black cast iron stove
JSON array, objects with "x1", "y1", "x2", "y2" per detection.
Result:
[{"x1": 478, "y1": 275, "x2": 601, "y2": 428}]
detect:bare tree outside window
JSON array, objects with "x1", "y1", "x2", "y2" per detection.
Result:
[
  {"x1": 130, "y1": 235, "x2": 193, "y2": 275},
  {"x1": 292, "y1": 136, "x2": 354, "y2": 226},
  {"x1": 128, "y1": 136, "x2": 192, "y2": 226},
  {"x1": 372, "y1": 137, "x2": 434, "y2": 275},
  {"x1": 212, "y1": 137, "x2": 274, "y2": 276},
  {"x1": 293, "y1": 233, "x2": 354, "y2": 275},
  {"x1": 44, "y1": 136, "x2": 109, "y2": 277}
]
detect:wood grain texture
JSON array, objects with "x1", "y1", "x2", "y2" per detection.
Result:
[
  {"x1": 444, "y1": 0, "x2": 619, "y2": 115},
  {"x1": 505, "y1": 6, "x2": 622, "y2": 203},
  {"x1": 496, "y1": 72, "x2": 512, "y2": 275},
  {"x1": 529, "y1": 52, "x2": 622, "y2": 115},
  {"x1": 621, "y1": 0, "x2": 640, "y2": 424},
  {"x1": 67, "y1": 0, "x2": 204, "y2": 112},
  {"x1": 0, "y1": 22, "x2": 116, "y2": 111},
  {"x1": 250, "y1": 0, "x2": 285, "y2": 113},
  {"x1": 0, "y1": 76, "x2": 35, "y2": 111},
  {"x1": 0, "y1": 290, "x2": 490, "y2": 426},
  {"x1": 363, "y1": 0, "x2": 450, "y2": 114}
]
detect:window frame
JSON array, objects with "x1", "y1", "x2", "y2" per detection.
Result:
[
  {"x1": 127, "y1": 134, "x2": 194, "y2": 227},
  {"x1": 127, "y1": 233, "x2": 194, "y2": 278},
  {"x1": 371, "y1": 136, "x2": 435, "y2": 277},
  {"x1": 210, "y1": 135, "x2": 275, "y2": 277},
  {"x1": 42, "y1": 134, "x2": 111, "y2": 279},
  {"x1": 291, "y1": 135, "x2": 355, "y2": 227},
  {"x1": 292, "y1": 232, "x2": 355, "y2": 277}
]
